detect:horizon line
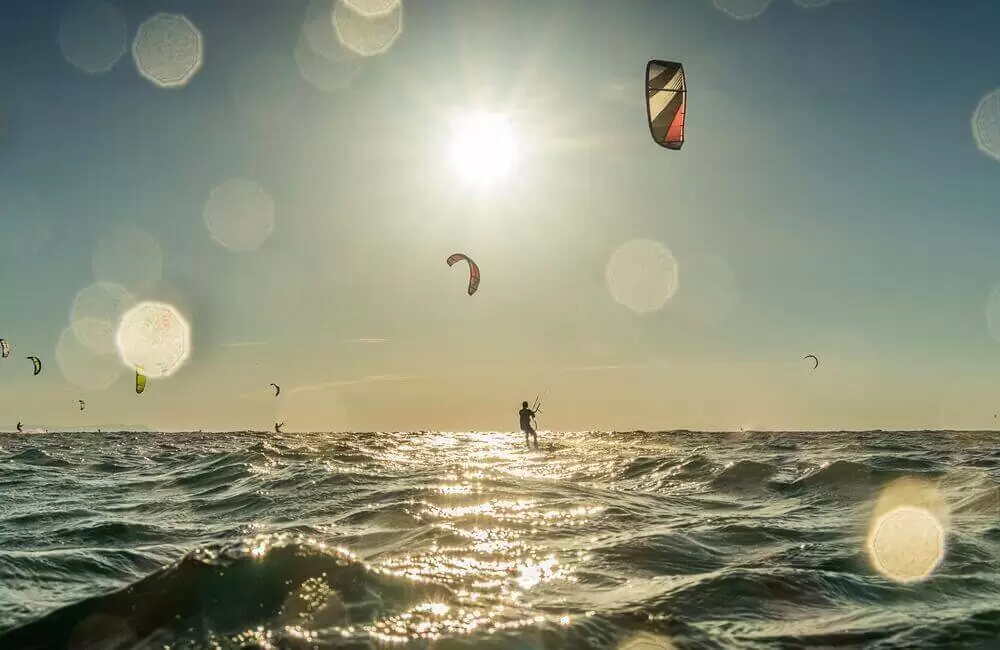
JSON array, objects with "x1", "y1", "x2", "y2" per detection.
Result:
[{"x1": 4, "y1": 428, "x2": 999, "y2": 435}]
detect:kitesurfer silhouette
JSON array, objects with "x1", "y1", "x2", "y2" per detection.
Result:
[
  {"x1": 16, "y1": 422, "x2": 22, "y2": 433},
  {"x1": 519, "y1": 401, "x2": 538, "y2": 449},
  {"x1": 274, "y1": 421, "x2": 284, "y2": 434}
]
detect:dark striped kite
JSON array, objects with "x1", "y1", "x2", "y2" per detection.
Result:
[
  {"x1": 447, "y1": 253, "x2": 480, "y2": 296},
  {"x1": 646, "y1": 60, "x2": 686, "y2": 150}
]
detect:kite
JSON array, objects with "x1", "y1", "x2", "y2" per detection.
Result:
[
  {"x1": 26, "y1": 356, "x2": 41, "y2": 375},
  {"x1": 0, "y1": 338, "x2": 8, "y2": 359},
  {"x1": 135, "y1": 366, "x2": 147, "y2": 394},
  {"x1": 270, "y1": 382, "x2": 281, "y2": 397},
  {"x1": 646, "y1": 59, "x2": 686, "y2": 150},
  {"x1": 78, "y1": 400, "x2": 86, "y2": 411},
  {"x1": 804, "y1": 354, "x2": 819, "y2": 370},
  {"x1": 447, "y1": 253, "x2": 480, "y2": 296}
]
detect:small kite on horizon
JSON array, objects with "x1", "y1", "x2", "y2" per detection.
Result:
[
  {"x1": 804, "y1": 354, "x2": 819, "y2": 370},
  {"x1": 270, "y1": 382, "x2": 281, "y2": 397},
  {"x1": 26, "y1": 356, "x2": 41, "y2": 376}
]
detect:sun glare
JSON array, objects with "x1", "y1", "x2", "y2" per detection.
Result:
[{"x1": 448, "y1": 110, "x2": 516, "y2": 189}]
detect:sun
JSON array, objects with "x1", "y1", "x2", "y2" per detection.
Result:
[{"x1": 448, "y1": 110, "x2": 516, "y2": 189}]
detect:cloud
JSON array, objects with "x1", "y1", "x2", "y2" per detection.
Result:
[
  {"x1": 713, "y1": 0, "x2": 854, "y2": 21},
  {"x1": 600, "y1": 81, "x2": 643, "y2": 107},
  {"x1": 561, "y1": 363, "x2": 652, "y2": 373},
  {"x1": 289, "y1": 373, "x2": 416, "y2": 394}
]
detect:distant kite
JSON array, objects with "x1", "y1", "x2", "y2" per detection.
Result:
[
  {"x1": 78, "y1": 400, "x2": 86, "y2": 412},
  {"x1": 26, "y1": 356, "x2": 41, "y2": 376},
  {"x1": 447, "y1": 253, "x2": 480, "y2": 296},
  {"x1": 646, "y1": 59, "x2": 686, "y2": 150},
  {"x1": 804, "y1": 354, "x2": 819, "y2": 370},
  {"x1": 135, "y1": 366, "x2": 147, "y2": 394},
  {"x1": 0, "y1": 338, "x2": 9, "y2": 359},
  {"x1": 270, "y1": 382, "x2": 281, "y2": 397}
]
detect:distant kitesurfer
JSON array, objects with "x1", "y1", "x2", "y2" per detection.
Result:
[
  {"x1": 275, "y1": 421, "x2": 284, "y2": 434},
  {"x1": 16, "y1": 422, "x2": 22, "y2": 433},
  {"x1": 519, "y1": 401, "x2": 538, "y2": 449}
]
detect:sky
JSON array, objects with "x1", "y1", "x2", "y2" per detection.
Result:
[{"x1": 1, "y1": 0, "x2": 999, "y2": 432}]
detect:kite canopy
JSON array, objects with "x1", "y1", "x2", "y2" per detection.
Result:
[
  {"x1": 646, "y1": 59, "x2": 686, "y2": 150},
  {"x1": 804, "y1": 354, "x2": 819, "y2": 369},
  {"x1": 270, "y1": 382, "x2": 281, "y2": 397},
  {"x1": 0, "y1": 338, "x2": 8, "y2": 359},
  {"x1": 26, "y1": 356, "x2": 41, "y2": 376},
  {"x1": 447, "y1": 253, "x2": 480, "y2": 296},
  {"x1": 135, "y1": 366, "x2": 147, "y2": 394}
]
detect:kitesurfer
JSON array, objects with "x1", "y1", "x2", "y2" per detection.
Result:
[
  {"x1": 519, "y1": 401, "x2": 538, "y2": 449},
  {"x1": 15, "y1": 422, "x2": 22, "y2": 433},
  {"x1": 275, "y1": 421, "x2": 284, "y2": 434}
]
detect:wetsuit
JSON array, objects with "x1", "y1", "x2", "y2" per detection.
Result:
[{"x1": 519, "y1": 407, "x2": 537, "y2": 448}]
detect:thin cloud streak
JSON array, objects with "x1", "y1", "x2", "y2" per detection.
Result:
[
  {"x1": 561, "y1": 363, "x2": 653, "y2": 373},
  {"x1": 289, "y1": 374, "x2": 417, "y2": 394},
  {"x1": 600, "y1": 81, "x2": 643, "y2": 108}
]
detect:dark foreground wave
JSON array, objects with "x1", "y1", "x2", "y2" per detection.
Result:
[{"x1": 1, "y1": 430, "x2": 999, "y2": 648}]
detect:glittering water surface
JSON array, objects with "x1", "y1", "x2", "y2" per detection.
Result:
[{"x1": 1, "y1": 430, "x2": 999, "y2": 648}]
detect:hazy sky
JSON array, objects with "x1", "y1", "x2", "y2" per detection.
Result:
[{"x1": 1, "y1": 0, "x2": 999, "y2": 432}]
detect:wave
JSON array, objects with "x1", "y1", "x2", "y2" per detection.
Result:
[{"x1": 1, "y1": 430, "x2": 998, "y2": 648}]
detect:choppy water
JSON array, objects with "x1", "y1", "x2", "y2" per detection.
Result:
[{"x1": 1, "y1": 430, "x2": 999, "y2": 649}]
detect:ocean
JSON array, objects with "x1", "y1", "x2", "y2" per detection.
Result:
[{"x1": 0, "y1": 430, "x2": 998, "y2": 649}]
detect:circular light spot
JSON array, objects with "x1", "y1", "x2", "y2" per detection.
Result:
[
  {"x1": 449, "y1": 110, "x2": 517, "y2": 189},
  {"x1": 115, "y1": 301, "x2": 191, "y2": 379},
  {"x1": 618, "y1": 631, "x2": 677, "y2": 650},
  {"x1": 333, "y1": 0, "x2": 404, "y2": 57},
  {"x1": 203, "y1": 179, "x2": 275, "y2": 252},
  {"x1": 865, "y1": 478, "x2": 949, "y2": 584},
  {"x1": 294, "y1": 32, "x2": 362, "y2": 93},
  {"x1": 344, "y1": 0, "x2": 400, "y2": 16},
  {"x1": 302, "y1": 0, "x2": 345, "y2": 60},
  {"x1": 132, "y1": 13, "x2": 204, "y2": 89},
  {"x1": 58, "y1": 1, "x2": 128, "y2": 74},
  {"x1": 972, "y1": 89, "x2": 1000, "y2": 162},
  {"x1": 605, "y1": 239, "x2": 679, "y2": 314},
  {"x1": 868, "y1": 506, "x2": 945, "y2": 583},
  {"x1": 668, "y1": 255, "x2": 739, "y2": 325},
  {"x1": 92, "y1": 227, "x2": 163, "y2": 295},
  {"x1": 71, "y1": 282, "x2": 136, "y2": 355},
  {"x1": 0, "y1": 184, "x2": 50, "y2": 259},
  {"x1": 713, "y1": 0, "x2": 774, "y2": 20},
  {"x1": 56, "y1": 326, "x2": 124, "y2": 391}
]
